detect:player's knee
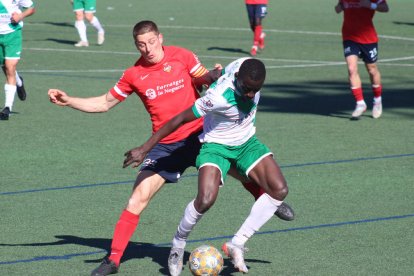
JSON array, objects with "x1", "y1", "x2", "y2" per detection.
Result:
[
  {"x1": 126, "y1": 195, "x2": 149, "y2": 213},
  {"x1": 268, "y1": 181, "x2": 288, "y2": 201},
  {"x1": 194, "y1": 195, "x2": 216, "y2": 213}
]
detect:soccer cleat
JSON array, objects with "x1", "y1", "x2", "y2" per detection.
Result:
[
  {"x1": 90, "y1": 259, "x2": 118, "y2": 276},
  {"x1": 372, "y1": 102, "x2": 382, "y2": 119},
  {"x1": 74, "y1": 41, "x2": 89, "y2": 47},
  {"x1": 250, "y1": 46, "x2": 258, "y2": 57},
  {"x1": 222, "y1": 241, "x2": 248, "y2": 273},
  {"x1": 351, "y1": 102, "x2": 367, "y2": 120},
  {"x1": 0, "y1": 107, "x2": 10, "y2": 120},
  {"x1": 168, "y1": 247, "x2": 184, "y2": 276},
  {"x1": 17, "y1": 76, "x2": 26, "y2": 101},
  {"x1": 275, "y1": 202, "x2": 295, "y2": 221},
  {"x1": 259, "y1": 32, "x2": 266, "y2": 50},
  {"x1": 98, "y1": 32, "x2": 105, "y2": 45}
]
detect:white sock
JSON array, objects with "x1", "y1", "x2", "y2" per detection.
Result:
[
  {"x1": 90, "y1": 16, "x2": 104, "y2": 33},
  {"x1": 232, "y1": 194, "x2": 282, "y2": 246},
  {"x1": 374, "y1": 96, "x2": 382, "y2": 104},
  {"x1": 15, "y1": 72, "x2": 22, "y2": 87},
  {"x1": 356, "y1": 100, "x2": 366, "y2": 106},
  {"x1": 172, "y1": 199, "x2": 203, "y2": 249},
  {"x1": 5, "y1": 84, "x2": 17, "y2": 110},
  {"x1": 75, "y1": 20, "x2": 88, "y2": 42}
]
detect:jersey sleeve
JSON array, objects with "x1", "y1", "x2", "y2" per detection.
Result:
[
  {"x1": 109, "y1": 69, "x2": 135, "y2": 102},
  {"x1": 191, "y1": 89, "x2": 226, "y2": 118},
  {"x1": 20, "y1": 0, "x2": 34, "y2": 8},
  {"x1": 223, "y1": 57, "x2": 250, "y2": 76},
  {"x1": 177, "y1": 47, "x2": 208, "y2": 78}
]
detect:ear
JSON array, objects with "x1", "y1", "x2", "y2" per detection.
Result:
[{"x1": 158, "y1": 33, "x2": 164, "y2": 44}]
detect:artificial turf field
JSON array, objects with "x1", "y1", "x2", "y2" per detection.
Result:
[{"x1": 1, "y1": 0, "x2": 413, "y2": 275}]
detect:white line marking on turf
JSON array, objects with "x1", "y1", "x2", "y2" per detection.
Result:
[{"x1": 27, "y1": 23, "x2": 414, "y2": 42}]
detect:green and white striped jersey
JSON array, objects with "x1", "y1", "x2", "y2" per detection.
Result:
[
  {"x1": 0, "y1": 0, "x2": 34, "y2": 34},
  {"x1": 192, "y1": 57, "x2": 260, "y2": 146}
]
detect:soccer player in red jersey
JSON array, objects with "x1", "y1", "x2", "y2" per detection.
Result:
[
  {"x1": 335, "y1": 0, "x2": 389, "y2": 119},
  {"x1": 48, "y1": 20, "x2": 294, "y2": 276},
  {"x1": 245, "y1": 0, "x2": 268, "y2": 56}
]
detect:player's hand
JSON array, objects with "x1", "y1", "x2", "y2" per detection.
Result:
[
  {"x1": 48, "y1": 89, "x2": 70, "y2": 106},
  {"x1": 123, "y1": 146, "x2": 147, "y2": 168},
  {"x1": 10, "y1": 12, "x2": 22, "y2": 24},
  {"x1": 213, "y1": 63, "x2": 223, "y2": 70}
]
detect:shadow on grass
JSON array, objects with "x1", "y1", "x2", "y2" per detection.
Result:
[
  {"x1": 393, "y1": 21, "x2": 414, "y2": 27},
  {"x1": 259, "y1": 80, "x2": 414, "y2": 120},
  {"x1": 39, "y1": 21, "x2": 73, "y2": 28},
  {"x1": 46, "y1": 38, "x2": 78, "y2": 46},
  {"x1": 207, "y1": 46, "x2": 250, "y2": 55},
  {"x1": 0, "y1": 235, "x2": 269, "y2": 275}
]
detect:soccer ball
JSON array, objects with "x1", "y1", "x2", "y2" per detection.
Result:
[{"x1": 188, "y1": 245, "x2": 224, "y2": 276}]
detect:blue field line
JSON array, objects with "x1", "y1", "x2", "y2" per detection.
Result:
[
  {"x1": 280, "y1": 153, "x2": 414, "y2": 168},
  {"x1": 1, "y1": 153, "x2": 413, "y2": 196},
  {"x1": 1, "y1": 213, "x2": 413, "y2": 265}
]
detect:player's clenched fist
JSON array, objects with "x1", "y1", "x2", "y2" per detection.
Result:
[{"x1": 48, "y1": 89, "x2": 69, "y2": 106}]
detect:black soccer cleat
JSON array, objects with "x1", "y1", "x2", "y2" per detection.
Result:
[
  {"x1": 91, "y1": 259, "x2": 119, "y2": 276},
  {"x1": 0, "y1": 107, "x2": 10, "y2": 120},
  {"x1": 274, "y1": 202, "x2": 295, "y2": 221},
  {"x1": 17, "y1": 77, "x2": 26, "y2": 101}
]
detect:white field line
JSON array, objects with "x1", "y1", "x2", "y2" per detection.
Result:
[
  {"x1": 28, "y1": 23, "x2": 414, "y2": 42},
  {"x1": 22, "y1": 25, "x2": 414, "y2": 72}
]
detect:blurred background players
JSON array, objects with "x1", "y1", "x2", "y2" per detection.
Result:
[
  {"x1": 0, "y1": 0, "x2": 35, "y2": 120},
  {"x1": 335, "y1": 0, "x2": 389, "y2": 119},
  {"x1": 245, "y1": 0, "x2": 268, "y2": 56},
  {"x1": 71, "y1": 0, "x2": 105, "y2": 47}
]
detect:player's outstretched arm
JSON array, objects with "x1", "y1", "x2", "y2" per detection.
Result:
[
  {"x1": 48, "y1": 89, "x2": 120, "y2": 113},
  {"x1": 123, "y1": 107, "x2": 197, "y2": 168}
]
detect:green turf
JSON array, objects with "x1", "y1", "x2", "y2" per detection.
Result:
[{"x1": 1, "y1": 0, "x2": 413, "y2": 275}]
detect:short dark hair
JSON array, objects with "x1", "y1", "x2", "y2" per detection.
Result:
[
  {"x1": 237, "y1": 59, "x2": 266, "y2": 92},
  {"x1": 133, "y1": 20, "x2": 160, "y2": 40}
]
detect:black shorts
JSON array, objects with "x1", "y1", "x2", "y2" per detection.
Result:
[
  {"x1": 139, "y1": 131, "x2": 202, "y2": 183},
  {"x1": 343, "y1": 40, "x2": 378, "y2": 64},
  {"x1": 246, "y1": 4, "x2": 267, "y2": 23}
]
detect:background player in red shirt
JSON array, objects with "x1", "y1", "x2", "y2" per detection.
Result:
[
  {"x1": 245, "y1": 0, "x2": 268, "y2": 56},
  {"x1": 48, "y1": 20, "x2": 294, "y2": 276},
  {"x1": 335, "y1": 0, "x2": 389, "y2": 119}
]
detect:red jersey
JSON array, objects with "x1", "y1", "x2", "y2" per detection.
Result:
[
  {"x1": 340, "y1": 0, "x2": 385, "y2": 44},
  {"x1": 110, "y1": 46, "x2": 207, "y2": 143},
  {"x1": 245, "y1": 0, "x2": 268, "y2": 4}
]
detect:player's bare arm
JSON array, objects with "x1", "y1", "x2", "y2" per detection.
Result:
[
  {"x1": 48, "y1": 89, "x2": 120, "y2": 112},
  {"x1": 123, "y1": 107, "x2": 197, "y2": 168},
  {"x1": 11, "y1": 6, "x2": 35, "y2": 24}
]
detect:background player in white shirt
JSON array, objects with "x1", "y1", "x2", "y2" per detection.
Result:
[
  {"x1": 0, "y1": 0, "x2": 35, "y2": 120},
  {"x1": 71, "y1": 0, "x2": 105, "y2": 47}
]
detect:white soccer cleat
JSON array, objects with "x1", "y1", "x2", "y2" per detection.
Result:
[
  {"x1": 372, "y1": 102, "x2": 382, "y2": 119},
  {"x1": 222, "y1": 241, "x2": 248, "y2": 273},
  {"x1": 351, "y1": 102, "x2": 367, "y2": 119},
  {"x1": 168, "y1": 247, "x2": 184, "y2": 276},
  {"x1": 74, "y1": 41, "x2": 89, "y2": 47},
  {"x1": 97, "y1": 32, "x2": 105, "y2": 45}
]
